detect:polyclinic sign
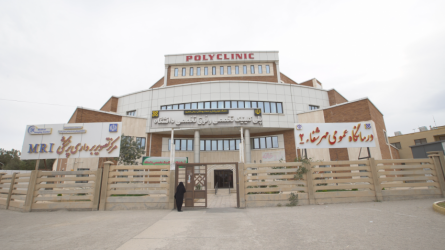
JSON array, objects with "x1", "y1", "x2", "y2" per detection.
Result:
[
  {"x1": 21, "y1": 122, "x2": 122, "y2": 160},
  {"x1": 294, "y1": 122, "x2": 376, "y2": 149}
]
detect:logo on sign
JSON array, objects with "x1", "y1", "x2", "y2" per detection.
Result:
[
  {"x1": 28, "y1": 125, "x2": 52, "y2": 135},
  {"x1": 296, "y1": 124, "x2": 303, "y2": 130},
  {"x1": 28, "y1": 126, "x2": 36, "y2": 134},
  {"x1": 365, "y1": 123, "x2": 371, "y2": 129},
  {"x1": 109, "y1": 124, "x2": 118, "y2": 132},
  {"x1": 254, "y1": 109, "x2": 262, "y2": 116},
  {"x1": 152, "y1": 111, "x2": 159, "y2": 118}
]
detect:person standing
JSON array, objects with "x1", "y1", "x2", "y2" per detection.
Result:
[{"x1": 174, "y1": 182, "x2": 186, "y2": 212}]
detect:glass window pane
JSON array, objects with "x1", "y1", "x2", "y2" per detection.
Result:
[
  {"x1": 175, "y1": 139, "x2": 180, "y2": 150},
  {"x1": 230, "y1": 140, "x2": 235, "y2": 150},
  {"x1": 174, "y1": 68, "x2": 178, "y2": 77},
  {"x1": 224, "y1": 140, "x2": 229, "y2": 150},
  {"x1": 250, "y1": 65, "x2": 255, "y2": 74},
  {"x1": 167, "y1": 105, "x2": 172, "y2": 110},
  {"x1": 181, "y1": 139, "x2": 187, "y2": 151},
  {"x1": 266, "y1": 137, "x2": 272, "y2": 148},
  {"x1": 260, "y1": 138, "x2": 266, "y2": 149},
  {"x1": 228, "y1": 66, "x2": 231, "y2": 75},
  {"x1": 251, "y1": 102, "x2": 257, "y2": 108},
  {"x1": 179, "y1": 104, "x2": 184, "y2": 110},
  {"x1": 218, "y1": 101, "x2": 224, "y2": 108},
  {"x1": 258, "y1": 102, "x2": 263, "y2": 112},
  {"x1": 192, "y1": 103, "x2": 197, "y2": 109},
  {"x1": 212, "y1": 140, "x2": 217, "y2": 151},
  {"x1": 200, "y1": 140, "x2": 205, "y2": 150},
  {"x1": 235, "y1": 66, "x2": 239, "y2": 74},
  {"x1": 161, "y1": 106, "x2": 166, "y2": 110},
  {"x1": 140, "y1": 138, "x2": 146, "y2": 149},
  {"x1": 211, "y1": 101, "x2": 217, "y2": 109},
  {"x1": 218, "y1": 140, "x2": 223, "y2": 150},
  {"x1": 168, "y1": 139, "x2": 171, "y2": 151},
  {"x1": 173, "y1": 104, "x2": 179, "y2": 110},
  {"x1": 258, "y1": 65, "x2": 262, "y2": 74},
  {"x1": 277, "y1": 103, "x2": 283, "y2": 113},
  {"x1": 272, "y1": 136, "x2": 278, "y2": 148},
  {"x1": 190, "y1": 67, "x2": 194, "y2": 76},
  {"x1": 254, "y1": 138, "x2": 259, "y2": 149},
  {"x1": 270, "y1": 102, "x2": 277, "y2": 113},
  {"x1": 198, "y1": 102, "x2": 204, "y2": 109},
  {"x1": 236, "y1": 139, "x2": 240, "y2": 150},
  {"x1": 238, "y1": 101, "x2": 244, "y2": 108},
  {"x1": 205, "y1": 102, "x2": 210, "y2": 109},
  {"x1": 225, "y1": 101, "x2": 231, "y2": 108},
  {"x1": 212, "y1": 66, "x2": 216, "y2": 75},
  {"x1": 197, "y1": 67, "x2": 201, "y2": 76},
  {"x1": 245, "y1": 102, "x2": 251, "y2": 108},
  {"x1": 220, "y1": 66, "x2": 224, "y2": 75},
  {"x1": 185, "y1": 103, "x2": 191, "y2": 109},
  {"x1": 182, "y1": 68, "x2": 186, "y2": 76},
  {"x1": 206, "y1": 140, "x2": 211, "y2": 151},
  {"x1": 187, "y1": 139, "x2": 193, "y2": 151},
  {"x1": 266, "y1": 65, "x2": 270, "y2": 73},
  {"x1": 232, "y1": 101, "x2": 238, "y2": 108},
  {"x1": 264, "y1": 102, "x2": 271, "y2": 113},
  {"x1": 243, "y1": 65, "x2": 247, "y2": 74},
  {"x1": 204, "y1": 67, "x2": 208, "y2": 75}
]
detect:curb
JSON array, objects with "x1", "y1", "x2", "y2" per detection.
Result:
[{"x1": 433, "y1": 201, "x2": 445, "y2": 215}]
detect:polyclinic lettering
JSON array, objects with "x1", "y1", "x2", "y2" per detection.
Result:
[{"x1": 186, "y1": 53, "x2": 254, "y2": 62}]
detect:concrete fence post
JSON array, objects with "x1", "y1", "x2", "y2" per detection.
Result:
[
  {"x1": 238, "y1": 163, "x2": 246, "y2": 208},
  {"x1": 6, "y1": 172, "x2": 17, "y2": 210},
  {"x1": 368, "y1": 158, "x2": 383, "y2": 201},
  {"x1": 99, "y1": 162, "x2": 113, "y2": 211},
  {"x1": 305, "y1": 165, "x2": 316, "y2": 205},
  {"x1": 92, "y1": 168, "x2": 103, "y2": 211},
  {"x1": 0, "y1": 173, "x2": 5, "y2": 191},
  {"x1": 427, "y1": 151, "x2": 445, "y2": 197},
  {"x1": 23, "y1": 170, "x2": 38, "y2": 212},
  {"x1": 169, "y1": 169, "x2": 175, "y2": 210}
]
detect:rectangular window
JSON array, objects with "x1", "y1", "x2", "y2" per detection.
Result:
[
  {"x1": 190, "y1": 67, "x2": 194, "y2": 76},
  {"x1": 235, "y1": 66, "x2": 239, "y2": 74},
  {"x1": 179, "y1": 104, "x2": 184, "y2": 110},
  {"x1": 236, "y1": 139, "x2": 240, "y2": 150},
  {"x1": 205, "y1": 140, "x2": 211, "y2": 151},
  {"x1": 238, "y1": 101, "x2": 244, "y2": 108},
  {"x1": 212, "y1": 140, "x2": 217, "y2": 151},
  {"x1": 224, "y1": 140, "x2": 230, "y2": 150},
  {"x1": 218, "y1": 140, "x2": 223, "y2": 150},
  {"x1": 220, "y1": 66, "x2": 224, "y2": 75},
  {"x1": 181, "y1": 139, "x2": 187, "y2": 151},
  {"x1": 258, "y1": 102, "x2": 263, "y2": 112},
  {"x1": 175, "y1": 139, "x2": 180, "y2": 151},
  {"x1": 309, "y1": 105, "x2": 319, "y2": 110},
  {"x1": 277, "y1": 103, "x2": 283, "y2": 113},
  {"x1": 225, "y1": 101, "x2": 231, "y2": 108},
  {"x1": 270, "y1": 102, "x2": 277, "y2": 113},
  {"x1": 136, "y1": 137, "x2": 146, "y2": 150},
  {"x1": 218, "y1": 101, "x2": 224, "y2": 108},
  {"x1": 187, "y1": 139, "x2": 193, "y2": 151},
  {"x1": 204, "y1": 67, "x2": 208, "y2": 75},
  {"x1": 266, "y1": 137, "x2": 272, "y2": 148},
  {"x1": 227, "y1": 66, "x2": 232, "y2": 75},
  {"x1": 272, "y1": 136, "x2": 278, "y2": 148},
  {"x1": 211, "y1": 101, "x2": 217, "y2": 109},
  {"x1": 253, "y1": 138, "x2": 259, "y2": 149},
  {"x1": 266, "y1": 65, "x2": 270, "y2": 73},
  {"x1": 168, "y1": 139, "x2": 171, "y2": 151},
  {"x1": 391, "y1": 142, "x2": 401, "y2": 149},
  {"x1": 166, "y1": 105, "x2": 172, "y2": 110},
  {"x1": 212, "y1": 66, "x2": 216, "y2": 75},
  {"x1": 174, "y1": 68, "x2": 178, "y2": 77},
  {"x1": 230, "y1": 140, "x2": 236, "y2": 150},
  {"x1": 414, "y1": 138, "x2": 427, "y2": 145},
  {"x1": 384, "y1": 131, "x2": 388, "y2": 144},
  {"x1": 245, "y1": 101, "x2": 251, "y2": 108},
  {"x1": 161, "y1": 106, "x2": 166, "y2": 110},
  {"x1": 231, "y1": 101, "x2": 238, "y2": 108},
  {"x1": 182, "y1": 68, "x2": 186, "y2": 76},
  {"x1": 251, "y1": 102, "x2": 257, "y2": 108},
  {"x1": 198, "y1": 102, "x2": 204, "y2": 109},
  {"x1": 260, "y1": 137, "x2": 266, "y2": 149},
  {"x1": 250, "y1": 65, "x2": 255, "y2": 74},
  {"x1": 173, "y1": 104, "x2": 179, "y2": 110},
  {"x1": 205, "y1": 102, "x2": 210, "y2": 109},
  {"x1": 127, "y1": 110, "x2": 136, "y2": 116},
  {"x1": 192, "y1": 103, "x2": 197, "y2": 109},
  {"x1": 197, "y1": 67, "x2": 201, "y2": 76},
  {"x1": 185, "y1": 103, "x2": 191, "y2": 109},
  {"x1": 258, "y1": 65, "x2": 262, "y2": 74},
  {"x1": 264, "y1": 102, "x2": 271, "y2": 113},
  {"x1": 200, "y1": 140, "x2": 205, "y2": 151},
  {"x1": 243, "y1": 65, "x2": 247, "y2": 74}
]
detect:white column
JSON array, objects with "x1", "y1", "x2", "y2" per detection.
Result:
[
  {"x1": 163, "y1": 65, "x2": 168, "y2": 87},
  {"x1": 170, "y1": 129, "x2": 175, "y2": 170},
  {"x1": 194, "y1": 130, "x2": 200, "y2": 163},
  {"x1": 276, "y1": 61, "x2": 281, "y2": 83},
  {"x1": 244, "y1": 129, "x2": 251, "y2": 163}
]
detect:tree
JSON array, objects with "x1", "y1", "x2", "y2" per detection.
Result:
[
  {"x1": 0, "y1": 148, "x2": 55, "y2": 170},
  {"x1": 117, "y1": 135, "x2": 144, "y2": 165}
]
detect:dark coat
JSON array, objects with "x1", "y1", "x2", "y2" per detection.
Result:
[{"x1": 174, "y1": 182, "x2": 186, "y2": 202}]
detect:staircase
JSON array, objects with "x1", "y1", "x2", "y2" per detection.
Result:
[{"x1": 216, "y1": 189, "x2": 230, "y2": 195}]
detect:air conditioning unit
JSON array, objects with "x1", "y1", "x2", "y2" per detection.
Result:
[
  {"x1": 419, "y1": 126, "x2": 428, "y2": 132},
  {"x1": 394, "y1": 131, "x2": 402, "y2": 136}
]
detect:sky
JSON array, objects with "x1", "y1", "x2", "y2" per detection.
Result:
[{"x1": 1, "y1": 0, "x2": 444, "y2": 151}]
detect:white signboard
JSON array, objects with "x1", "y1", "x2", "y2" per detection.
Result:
[
  {"x1": 21, "y1": 122, "x2": 122, "y2": 160},
  {"x1": 294, "y1": 122, "x2": 376, "y2": 149},
  {"x1": 151, "y1": 109, "x2": 263, "y2": 129}
]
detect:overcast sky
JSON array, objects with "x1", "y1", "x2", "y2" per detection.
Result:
[{"x1": 1, "y1": 0, "x2": 444, "y2": 151}]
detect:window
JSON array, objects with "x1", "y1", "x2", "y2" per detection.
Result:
[
  {"x1": 238, "y1": 101, "x2": 244, "y2": 108},
  {"x1": 218, "y1": 140, "x2": 223, "y2": 150},
  {"x1": 227, "y1": 66, "x2": 232, "y2": 75},
  {"x1": 218, "y1": 101, "x2": 224, "y2": 108},
  {"x1": 211, "y1": 101, "x2": 217, "y2": 109},
  {"x1": 436, "y1": 136, "x2": 445, "y2": 141},
  {"x1": 205, "y1": 140, "x2": 211, "y2": 150},
  {"x1": 220, "y1": 66, "x2": 224, "y2": 75},
  {"x1": 199, "y1": 139, "x2": 241, "y2": 151},
  {"x1": 260, "y1": 137, "x2": 266, "y2": 148},
  {"x1": 169, "y1": 139, "x2": 193, "y2": 151},
  {"x1": 266, "y1": 137, "x2": 272, "y2": 148},
  {"x1": 166, "y1": 105, "x2": 172, "y2": 110},
  {"x1": 187, "y1": 139, "x2": 193, "y2": 151},
  {"x1": 127, "y1": 110, "x2": 136, "y2": 116},
  {"x1": 76, "y1": 168, "x2": 90, "y2": 183},
  {"x1": 264, "y1": 102, "x2": 271, "y2": 113},
  {"x1": 161, "y1": 106, "x2": 166, "y2": 110},
  {"x1": 136, "y1": 137, "x2": 146, "y2": 150},
  {"x1": 175, "y1": 139, "x2": 180, "y2": 151},
  {"x1": 245, "y1": 101, "x2": 251, "y2": 108},
  {"x1": 185, "y1": 103, "x2": 191, "y2": 109},
  {"x1": 250, "y1": 65, "x2": 255, "y2": 74},
  {"x1": 235, "y1": 66, "x2": 239, "y2": 74},
  {"x1": 224, "y1": 140, "x2": 229, "y2": 150},
  {"x1": 258, "y1": 65, "x2": 263, "y2": 74},
  {"x1": 173, "y1": 104, "x2": 178, "y2": 110},
  {"x1": 225, "y1": 101, "x2": 231, "y2": 108},
  {"x1": 198, "y1": 102, "x2": 204, "y2": 109},
  {"x1": 197, "y1": 67, "x2": 201, "y2": 76},
  {"x1": 181, "y1": 139, "x2": 187, "y2": 151},
  {"x1": 179, "y1": 104, "x2": 184, "y2": 109},
  {"x1": 272, "y1": 136, "x2": 278, "y2": 148},
  {"x1": 231, "y1": 101, "x2": 238, "y2": 108},
  {"x1": 383, "y1": 130, "x2": 388, "y2": 144},
  {"x1": 236, "y1": 139, "x2": 240, "y2": 150},
  {"x1": 162, "y1": 101, "x2": 283, "y2": 112},
  {"x1": 309, "y1": 105, "x2": 319, "y2": 110},
  {"x1": 252, "y1": 136, "x2": 279, "y2": 149},
  {"x1": 243, "y1": 65, "x2": 247, "y2": 74},
  {"x1": 253, "y1": 138, "x2": 259, "y2": 149},
  {"x1": 212, "y1": 140, "x2": 217, "y2": 151},
  {"x1": 182, "y1": 68, "x2": 186, "y2": 76},
  {"x1": 174, "y1": 68, "x2": 178, "y2": 77},
  {"x1": 258, "y1": 102, "x2": 264, "y2": 112},
  {"x1": 190, "y1": 67, "x2": 194, "y2": 76},
  {"x1": 414, "y1": 138, "x2": 427, "y2": 145},
  {"x1": 277, "y1": 103, "x2": 283, "y2": 113},
  {"x1": 204, "y1": 67, "x2": 208, "y2": 75},
  {"x1": 266, "y1": 65, "x2": 270, "y2": 73},
  {"x1": 191, "y1": 103, "x2": 197, "y2": 109},
  {"x1": 251, "y1": 102, "x2": 257, "y2": 108},
  {"x1": 270, "y1": 102, "x2": 277, "y2": 113},
  {"x1": 391, "y1": 142, "x2": 401, "y2": 149},
  {"x1": 230, "y1": 140, "x2": 236, "y2": 150},
  {"x1": 212, "y1": 66, "x2": 216, "y2": 75},
  {"x1": 200, "y1": 140, "x2": 205, "y2": 150},
  {"x1": 205, "y1": 102, "x2": 210, "y2": 109}
]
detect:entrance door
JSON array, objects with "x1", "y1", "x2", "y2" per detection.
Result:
[
  {"x1": 214, "y1": 170, "x2": 233, "y2": 188},
  {"x1": 176, "y1": 164, "x2": 207, "y2": 208}
]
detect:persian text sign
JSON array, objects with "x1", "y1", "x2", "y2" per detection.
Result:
[
  {"x1": 294, "y1": 122, "x2": 376, "y2": 149},
  {"x1": 142, "y1": 157, "x2": 188, "y2": 165},
  {"x1": 21, "y1": 122, "x2": 122, "y2": 160},
  {"x1": 151, "y1": 109, "x2": 263, "y2": 128}
]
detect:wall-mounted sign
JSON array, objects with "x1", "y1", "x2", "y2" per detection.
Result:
[
  {"x1": 21, "y1": 122, "x2": 122, "y2": 160},
  {"x1": 142, "y1": 156, "x2": 188, "y2": 165},
  {"x1": 185, "y1": 53, "x2": 254, "y2": 62},
  {"x1": 184, "y1": 109, "x2": 229, "y2": 115},
  {"x1": 27, "y1": 126, "x2": 52, "y2": 135},
  {"x1": 294, "y1": 122, "x2": 376, "y2": 149},
  {"x1": 151, "y1": 109, "x2": 263, "y2": 128}
]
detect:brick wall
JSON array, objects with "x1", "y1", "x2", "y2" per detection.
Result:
[
  {"x1": 68, "y1": 108, "x2": 122, "y2": 123},
  {"x1": 368, "y1": 101, "x2": 392, "y2": 159},
  {"x1": 100, "y1": 97, "x2": 119, "y2": 112},
  {"x1": 280, "y1": 73, "x2": 298, "y2": 85},
  {"x1": 299, "y1": 79, "x2": 314, "y2": 87},
  {"x1": 327, "y1": 89, "x2": 348, "y2": 106},
  {"x1": 390, "y1": 146, "x2": 400, "y2": 159},
  {"x1": 150, "y1": 77, "x2": 164, "y2": 89}
]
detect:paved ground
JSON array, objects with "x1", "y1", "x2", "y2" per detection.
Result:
[
  {"x1": 207, "y1": 190, "x2": 237, "y2": 208},
  {"x1": 1, "y1": 198, "x2": 445, "y2": 249}
]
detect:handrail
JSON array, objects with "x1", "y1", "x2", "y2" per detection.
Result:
[{"x1": 215, "y1": 182, "x2": 218, "y2": 195}]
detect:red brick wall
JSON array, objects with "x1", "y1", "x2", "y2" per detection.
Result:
[
  {"x1": 150, "y1": 77, "x2": 164, "y2": 89},
  {"x1": 368, "y1": 101, "x2": 392, "y2": 159},
  {"x1": 100, "y1": 97, "x2": 119, "y2": 112},
  {"x1": 68, "y1": 108, "x2": 122, "y2": 123},
  {"x1": 327, "y1": 89, "x2": 348, "y2": 106},
  {"x1": 390, "y1": 146, "x2": 400, "y2": 159},
  {"x1": 280, "y1": 73, "x2": 298, "y2": 85},
  {"x1": 299, "y1": 79, "x2": 314, "y2": 87}
]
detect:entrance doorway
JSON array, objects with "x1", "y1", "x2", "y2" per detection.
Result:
[{"x1": 214, "y1": 170, "x2": 233, "y2": 188}]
